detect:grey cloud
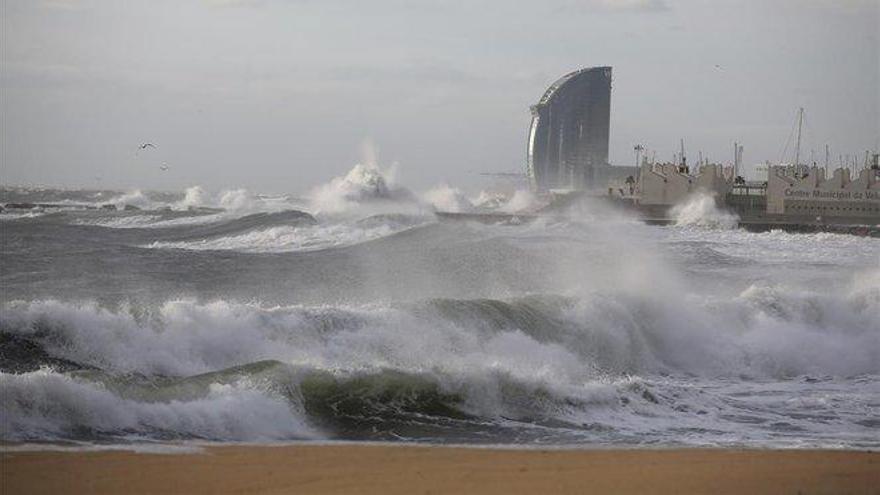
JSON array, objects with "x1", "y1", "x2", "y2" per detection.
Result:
[
  {"x1": 555, "y1": 0, "x2": 671, "y2": 13},
  {"x1": 39, "y1": 0, "x2": 95, "y2": 11},
  {"x1": 1, "y1": 0, "x2": 876, "y2": 192},
  {"x1": 327, "y1": 64, "x2": 479, "y2": 85},
  {"x1": 201, "y1": 0, "x2": 270, "y2": 8}
]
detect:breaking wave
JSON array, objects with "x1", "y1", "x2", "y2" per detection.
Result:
[
  {"x1": 5, "y1": 278, "x2": 874, "y2": 378},
  {"x1": 71, "y1": 211, "x2": 226, "y2": 229},
  {"x1": 107, "y1": 189, "x2": 159, "y2": 210},
  {"x1": 0, "y1": 211, "x2": 50, "y2": 221},
  {"x1": 306, "y1": 164, "x2": 539, "y2": 217},
  {"x1": 2, "y1": 270, "x2": 877, "y2": 444},
  {"x1": 1, "y1": 367, "x2": 317, "y2": 442},
  {"x1": 671, "y1": 192, "x2": 739, "y2": 229},
  {"x1": 143, "y1": 212, "x2": 427, "y2": 253},
  {"x1": 145, "y1": 223, "x2": 402, "y2": 253},
  {"x1": 6, "y1": 186, "x2": 309, "y2": 230},
  {"x1": 309, "y1": 164, "x2": 420, "y2": 216},
  {"x1": 423, "y1": 185, "x2": 474, "y2": 213},
  {"x1": 498, "y1": 189, "x2": 541, "y2": 214}
]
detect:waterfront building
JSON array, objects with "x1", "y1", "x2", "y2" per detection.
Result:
[{"x1": 527, "y1": 67, "x2": 618, "y2": 191}]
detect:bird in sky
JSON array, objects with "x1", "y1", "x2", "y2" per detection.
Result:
[
  {"x1": 139, "y1": 143, "x2": 156, "y2": 150},
  {"x1": 159, "y1": 164, "x2": 169, "y2": 171}
]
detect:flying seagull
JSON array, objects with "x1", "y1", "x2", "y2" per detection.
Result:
[{"x1": 139, "y1": 143, "x2": 156, "y2": 150}]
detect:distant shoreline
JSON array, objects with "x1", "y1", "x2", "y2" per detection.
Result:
[{"x1": 4, "y1": 444, "x2": 877, "y2": 495}]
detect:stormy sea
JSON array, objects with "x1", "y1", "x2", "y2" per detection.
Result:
[{"x1": 1, "y1": 165, "x2": 878, "y2": 450}]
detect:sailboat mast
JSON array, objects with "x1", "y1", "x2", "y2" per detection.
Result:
[
  {"x1": 793, "y1": 107, "x2": 803, "y2": 169},
  {"x1": 679, "y1": 138, "x2": 686, "y2": 171},
  {"x1": 825, "y1": 144, "x2": 829, "y2": 176}
]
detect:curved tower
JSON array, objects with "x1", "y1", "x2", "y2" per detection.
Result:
[{"x1": 527, "y1": 66, "x2": 612, "y2": 191}]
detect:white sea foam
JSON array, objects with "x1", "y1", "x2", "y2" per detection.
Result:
[
  {"x1": 472, "y1": 190, "x2": 508, "y2": 209},
  {"x1": 498, "y1": 189, "x2": 541, "y2": 214},
  {"x1": 0, "y1": 442, "x2": 205, "y2": 454},
  {"x1": 663, "y1": 227, "x2": 879, "y2": 266},
  {"x1": 0, "y1": 369, "x2": 317, "y2": 441},
  {"x1": 2, "y1": 276, "x2": 878, "y2": 445},
  {"x1": 74, "y1": 186, "x2": 306, "y2": 229},
  {"x1": 671, "y1": 192, "x2": 739, "y2": 229},
  {"x1": 423, "y1": 185, "x2": 473, "y2": 213},
  {"x1": 176, "y1": 185, "x2": 210, "y2": 209},
  {"x1": 2, "y1": 262, "x2": 876, "y2": 379},
  {"x1": 0, "y1": 211, "x2": 50, "y2": 221},
  {"x1": 107, "y1": 189, "x2": 160, "y2": 210},
  {"x1": 454, "y1": 189, "x2": 543, "y2": 214},
  {"x1": 144, "y1": 221, "x2": 415, "y2": 253},
  {"x1": 309, "y1": 164, "x2": 415, "y2": 215},
  {"x1": 73, "y1": 212, "x2": 227, "y2": 229}
]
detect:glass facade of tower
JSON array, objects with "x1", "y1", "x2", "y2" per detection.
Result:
[{"x1": 527, "y1": 67, "x2": 612, "y2": 191}]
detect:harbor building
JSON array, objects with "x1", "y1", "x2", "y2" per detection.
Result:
[
  {"x1": 635, "y1": 162, "x2": 733, "y2": 206},
  {"x1": 765, "y1": 165, "x2": 880, "y2": 219},
  {"x1": 605, "y1": 157, "x2": 880, "y2": 226}
]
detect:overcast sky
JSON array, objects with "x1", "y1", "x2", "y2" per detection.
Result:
[{"x1": 2, "y1": 0, "x2": 878, "y2": 193}]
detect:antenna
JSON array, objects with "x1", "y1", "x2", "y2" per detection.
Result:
[{"x1": 634, "y1": 144, "x2": 644, "y2": 167}]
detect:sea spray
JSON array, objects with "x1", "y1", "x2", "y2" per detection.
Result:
[
  {"x1": 0, "y1": 368, "x2": 318, "y2": 442},
  {"x1": 423, "y1": 185, "x2": 473, "y2": 212},
  {"x1": 176, "y1": 186, "x2": 209, "y2": 209},
  {"x1": 499, "y1": 189, "x2": 541, "y2": 214},
  {"x1": 73, "y1": 187, "x2": 308, "y2": 229},
  {"x1": 308, "y1": 164, "x2": 420, "y2": 215},
  {"x1": 671, "y1": 192, "x2": 739, "y2": 229},
  {"x1": 144, "y1": 221, "x2": 410, "y2": 253},
  {"x1": 108, "y1": 189, "x2": 158, "y2": 210}
]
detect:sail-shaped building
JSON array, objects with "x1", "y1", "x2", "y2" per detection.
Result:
[{"x1": 527, "y1": 66, "x2": 613, "y2": 191}]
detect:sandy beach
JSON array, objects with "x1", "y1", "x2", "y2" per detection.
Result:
[{"x1": 3, "y1": 445, "x2": 877, "y2": 495}]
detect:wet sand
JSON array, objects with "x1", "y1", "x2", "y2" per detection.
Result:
[{"x1": 3, "y1": 445, "x2": 878, "y2": 495}]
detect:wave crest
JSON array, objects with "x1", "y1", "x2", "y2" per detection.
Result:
[
  {"x1": 1, "y1": 368, "x2": 316, "y2": 442},
  {"x1": 671, "y1": 192, "x2": 739, "y2": 229}
]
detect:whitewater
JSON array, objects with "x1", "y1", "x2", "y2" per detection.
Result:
[{"x1": 1, "y1": 166, "x2": 878, "y2": 449}]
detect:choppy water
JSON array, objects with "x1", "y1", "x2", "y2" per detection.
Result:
[{"x1": 1, "y1": 174, "x2": 878, "y2": 449}]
